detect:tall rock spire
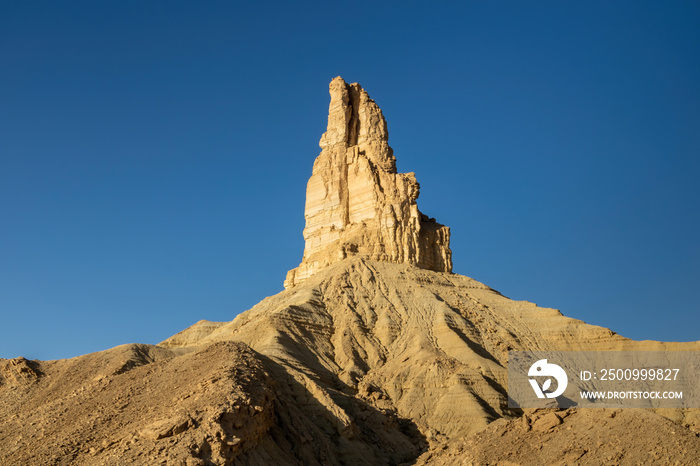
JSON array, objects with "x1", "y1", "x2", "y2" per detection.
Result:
[{"x1": 284, "y1": 77, "x2": 452, "y2": 288}]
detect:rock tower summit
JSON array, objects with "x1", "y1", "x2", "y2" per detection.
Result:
[{"x1": 284, "y1": 77, "x2": 452, "y2": 288}]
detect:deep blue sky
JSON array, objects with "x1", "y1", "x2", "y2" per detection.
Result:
[{"x1": 2, "y1": 1, "x2": 698, "y2": 360}]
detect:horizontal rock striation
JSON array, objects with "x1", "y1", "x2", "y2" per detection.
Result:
[{"x1": 285, "y1": 77, "x2": 452, "y2": 288}]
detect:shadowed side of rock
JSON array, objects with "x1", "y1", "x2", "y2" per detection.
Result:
[{"x1": 0, "y1": 340, "x2": 426, "y2": 465}]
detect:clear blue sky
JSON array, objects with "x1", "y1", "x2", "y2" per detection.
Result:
[{"x1": 2, "y1": 1, "x2": 698, "y2": 360}]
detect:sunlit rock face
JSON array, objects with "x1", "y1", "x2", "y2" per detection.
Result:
[{"x1": 285, "y1": 77, "x2": 452, "y2": 289}]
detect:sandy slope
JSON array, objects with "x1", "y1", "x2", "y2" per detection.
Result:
[{"x1": 1, "y1": 258, "x2": 699, "y2": 465}]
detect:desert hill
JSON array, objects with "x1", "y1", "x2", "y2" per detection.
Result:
[{"x1": 1, "y1": 77, "x2": 698, "y2": 465}]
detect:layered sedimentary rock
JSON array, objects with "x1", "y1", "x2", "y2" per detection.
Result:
[
  {"x1": 4, "y1": 77, "x2": 700, "y2": 466},
  {"x1": 4, "y1": 258, "x2": 700, "y2": 465},
  {"x1": 284, "y1": 77, "x2": 452, "y2": 288}
]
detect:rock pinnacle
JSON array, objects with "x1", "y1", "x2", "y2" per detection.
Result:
[{"x1": 285, "y1": 77, "x2": 452, "y2": 288}]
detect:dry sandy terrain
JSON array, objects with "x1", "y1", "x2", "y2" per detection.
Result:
[
  {"x1": 3, "y1": 77, "x2": 696, "y2": 464},
  {"x1": 2, "y1": 259, "x2": 699, "y2": 465}
]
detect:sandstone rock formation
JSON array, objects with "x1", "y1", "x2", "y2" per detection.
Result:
[
  {"x1": 2, "y1": 78, "x2": 700, "y2": 465},
  {"x1": 163, "y1": 258, "x2": 700, "y2": 441},
  {"x1": 4, "y1": 258, "x2": 700, "y2": 465},
  {"x1": 284, "y1": 76, "x2": 452, "y2": 289}
]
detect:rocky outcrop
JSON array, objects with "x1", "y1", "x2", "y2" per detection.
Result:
[
  {"x1": 0, "y1": 357, "x2": 43, "y2": 387},
  {"x1": 4, "y1": 258, "x2": 700, "y2": 465},
  {"x1": 4, "y1": 77, "x2": 700, "y2": 466},
  {"x1": 284, "y1": 77, "x2": 452, "y2": 288}
]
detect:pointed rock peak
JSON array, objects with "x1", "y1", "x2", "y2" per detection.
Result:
[
  {"x1": 320, "y1": 77, "x2": 394, "y2": 171},
  {"x1": 284, "y1": 77, "x2": 452, "y2": 288}
]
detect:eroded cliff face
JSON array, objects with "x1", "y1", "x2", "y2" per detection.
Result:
[
  {"x1": 284, "y1": 76, "x2": 452, "y2": 288},
  {"x1": 4, "y1": 77, "x2": 700, "y2": 465}
]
